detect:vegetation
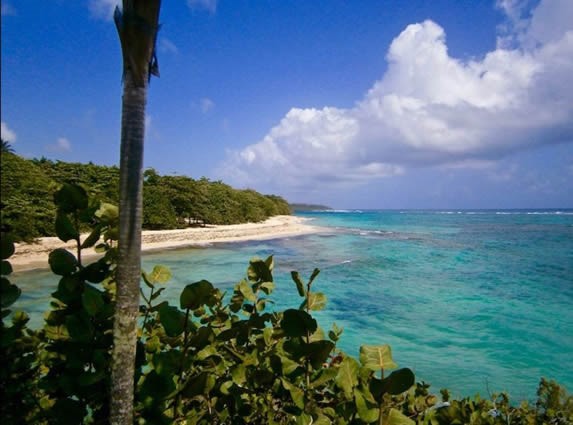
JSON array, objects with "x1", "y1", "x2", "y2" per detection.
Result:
[
  {"x1": 1, "y1": 184, "x2": 572, "y2": 424},
  {"x1": 0, "y1": 153, "x2": 291, "y2": 242}
]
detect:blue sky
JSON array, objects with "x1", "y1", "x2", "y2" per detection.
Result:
[{"x1": 2, "y1": 0, "x2": 572, "y2": 209}]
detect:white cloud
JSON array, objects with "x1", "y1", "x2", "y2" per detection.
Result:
[
  {"x1": 88, "y1": 0, "x2": 121, "y2": 20},
  {"x1": 200, "y1": 98, "x2": 215, "y2": 113},
  {"x1": 1, "y1": 121, "x2": 17, "y2": 143},
  {"x1": 159, "y1": 37, "x2": 179, "y2": 54},
  {"x1": 1, "y1": 3, "x2": 16, "y2": 16},
  {"x1": 187, "y1": 0, "x2": 217, "y2": 13},
  {"x1": 47, "y1": 137, "x2": 72, "y2": 153},
  {"x1": 220, "y1": 0, "x2": 573, "y2": 191}
]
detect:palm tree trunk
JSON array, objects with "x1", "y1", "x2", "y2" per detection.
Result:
[
  {"x1": 110, "y1": 2, "x2": 161, "y2": 424},
  {"x1": 110, "y1": 69, "x2": 147, "y2": 425}
]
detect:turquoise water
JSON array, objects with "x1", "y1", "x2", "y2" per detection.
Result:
[{"x1": 12, "y1": 210, "x2": 573, "y2": 400}]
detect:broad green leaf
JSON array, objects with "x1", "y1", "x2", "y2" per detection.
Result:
[
  {"x1": 66, "y1": 314, "x2": 93, "y2": 342},
  {"x1": 54, "y1": 183, "x2": 88, "y2": 213},
  {"x1": 55, "y1": 212, "x2": 79, "y2": 242},
  {"x1": 180, "y1": 280, "x2": 215, "y2": 310},
  {"x1": 82, "y1": 260, "x2": 109, "y2": 283},
  {"x1": 295, "y1": 412, "x2": 312, "y2": 425},
  {"x1": 231, "y1": 364, "x2": 247, "y2": 385},
  {"x1": 260, "y1": 280, "x2": 275, "y2": 295},
  {"x1": 279, "y1": 354, "x2": 301, "y2": 375},
  {"x1": 310, "y1": 367, "x2": 338, "y2": 389},
  {"x1": 94, "y1": 202, "x2": 119, "y2": 222},
  {"x1": 49, "y1": 249, "x2": 78, "y2": 276},
  {"x1": 159, "y1": 304, "x2": 184, "y2": 337},
  {"x1": 370, "y1": 368, "x2": 415, "y2": 398},
  {"x1": 81, "y1": 286, "x2": 104, "y2": 316},
  {"x1": 360, "y1": 344, "x2": 398, "y2": 371},
  {"x1": 1, "y1": 278, "x2": 21, "y2": 308},
  {"x1": 238, "y1": 279, "x2": 256, "y2": 302},
  {"x1": 220, "y1": 380, "x2": 234, "y2": 395},
  {"x1": 248, "y1": 257, "x2": 273, "y2": 282},
  {"x1": 80, "y1": 227, "x2": 101, "y2": 249},
  {"x1": 354, "y1": 388, "x2": 379, "y2": 423},
  {"x1": 312, "y1": 414, "x2": 332, "y2": 425},
  {"x1": 281, "y1": 309, "x2": 317, "y2": 337},
  {"x1": 146, "y1": 264, "x2": 171, "y2": 284},
  {"x1": 304, "y1": 340, "x2": 335, "y2": 369},
  {"x1": 44, "y1": 324, "x2": 70, "y2": 340},
  {"x1": 0, "y1": 236, "x2": 15, "y2": 260},
  {"x1": 282, "y1": 378, "x2": 305, "y2": 409},
  {"x1": 386, "y1": 408, "x2": 416, "y2": 425},
  {"x1": 196, "y1": 345, "x2": 218, "y2": 361},
  {"x1": 140, "y1": 370, "x2": 176, "y2": 400},
  {"x1": 335, "y1": 356, "x2": 359, "y2": 399},
  {"x1": 263, "y1": 327, "x2": 273, "y2": 346},
  {"x1": 290, "y1": 271, "x2": 306, "y2": 297},
  {"x1": 300, "y1": 292, "x2": 327, "y2": 311}
]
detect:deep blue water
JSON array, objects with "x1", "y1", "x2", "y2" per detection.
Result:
[{"x1": 12, "y1": 209, "x2": 573, "y2": 400}]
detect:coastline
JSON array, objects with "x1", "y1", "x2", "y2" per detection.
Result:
[{"x1": 10, "y1": 215, "x2": 321, "y2": 272}]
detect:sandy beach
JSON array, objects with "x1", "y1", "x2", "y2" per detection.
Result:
[{"x1": 10, "y1": 215, "x2": 321, "y2": 272}]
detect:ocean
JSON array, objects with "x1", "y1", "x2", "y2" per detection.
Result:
[{"x1": 12, "y1": 209, "x2": 573, "y2": 400}]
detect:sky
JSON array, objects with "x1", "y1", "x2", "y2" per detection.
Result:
[{"x1": 2, "y1": 0, "x2": 573, "y2": 209}]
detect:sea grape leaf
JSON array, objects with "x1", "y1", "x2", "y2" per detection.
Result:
[
  {"x1": 0, "y1": 277, "x2": 21, "y2": 308},
  {"x1": 386, "y1": 408, "x2": 416, "y2": 425},
  {"x1": 54, "y1": 183, "x2": 88, "y2": 213},
  {"x1": 238, "y1": 279, "x2": 256, "y2": 302},
  {"x1": 370, "y1": 368, "x2": 415, "y2": 398},
  {"x1": 335, "y1": 356, "x2": 359, "y2": 399},
  {"x1": 354, "y1": 388, "x2": 379, "y2": 423},
  {"x1": 248, "y1": 257, "x2": 273, "y2": 282},
  {"x1": 282, "y1": 378, "x2": 305, "y2": 409},
  {"x1": 290, "y1": 271, "x2": 306, "y2": 297},
  {"x1": 180, "y1": 280, "x2": 215, "y2": 310},
  {"x1": 304, "y1": 340, "x2": 335, "y2": 369},
  {"x1": 51, "y1": 398, "x2": 86, "y2": 425},
  {"x1": 55, "y1": 212, "x2": 78, "y2": 242},
  {"x1": 281, "y1": 309, "x2": 317, "y2": 337},
  {"x1": 0, "y1": 236, "x2": 15, "y2": 260},
  {"x1": 300, "y1": 292, "x2": 327, "y2": 311},
  {"x1": 146, "y1": 264, "x2": 171, "y2": 284},
  {"x1": 82, "y1": 286, "x2": 104, "y2": 316},
  {"x1": 310, "y1": 367, "x2": 338, "y2": 389},
  {"x1": 49, "y1": 249, "x2": 78, "y2": 276},
  {"x1": 81, "y1": 227, "x2": 101, "y2": 249},
  {"x1": 159, "y1": 304, "x2": 184, "y2": 337},
  {"x1": 0, "y1": 261, "x2": 12, "y2": 277},
  {"x1": 360, "y1": 344, "x2": 398, "y2": 371},
  {"x1": 94, "y1": 202, "x2": 119, "y2": 222}
]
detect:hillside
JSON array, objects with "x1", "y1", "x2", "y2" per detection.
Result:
[{"x1": 0, "y1": 152, "x2": 291, "y2": 241}]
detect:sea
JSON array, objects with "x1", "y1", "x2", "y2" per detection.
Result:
[{"x1": 12, "y1": 209, "x2": 573, "y2": 400}]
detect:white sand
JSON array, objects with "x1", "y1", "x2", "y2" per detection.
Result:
[{"x1": 10, "y1": 215, "x2": 320, "y2": 272}]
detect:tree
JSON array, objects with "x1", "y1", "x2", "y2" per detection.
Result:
[
  {"x1": 111, "y1": 1, "x2": 161, "y2": 424},
  {"x1": 1, "y1": 138, "x2": 15, "y2": 154}
]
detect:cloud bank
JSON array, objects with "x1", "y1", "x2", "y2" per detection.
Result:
[{"x1": 220, "y1": 0, "x2": 573, "y2": 191}]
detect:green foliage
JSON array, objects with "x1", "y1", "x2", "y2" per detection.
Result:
[
  {"x1": 1, "y1": 184, "x2": 572, "y2": 424},
  {"x1": 1, "y1": 154, "x2": 291, "y2": 241}
]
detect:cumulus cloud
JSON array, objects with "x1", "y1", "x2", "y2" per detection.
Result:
[
  {"x1": 1, "y1": 121, "x2": 17, "y2": 143},
  {"x1": 47, "y1": 137, "x2": 72, "y2": 153},
  {"x1": 220, "y1": 0, "x2": 573, "y2": 191},
  {"x1": 187, "y1": 0, "x2": 217, "y2": 13}
]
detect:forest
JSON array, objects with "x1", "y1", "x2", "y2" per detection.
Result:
[{"x1": 0, "y1": 148, "x2": 291, "y2": 242}]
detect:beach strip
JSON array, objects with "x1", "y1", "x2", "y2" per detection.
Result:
[{"x1": 10, "y1": 215, "x2": 320, "y2": 272}]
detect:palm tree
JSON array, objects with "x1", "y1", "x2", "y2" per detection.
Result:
[
  {"x1": 111, "y1": 1, "x2": 161, "y2": 424},
  {"x1": 1, "y1": 139, "x2": 15, "y2": 155}
]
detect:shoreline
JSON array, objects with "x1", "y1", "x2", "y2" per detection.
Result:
[{"x1": 10, "y1": 215, "x2": 321, "y2": 272}]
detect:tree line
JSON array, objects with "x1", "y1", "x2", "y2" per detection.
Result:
[{"x1": 0, "y1": 150, "x2": 291, "y2": 242}]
